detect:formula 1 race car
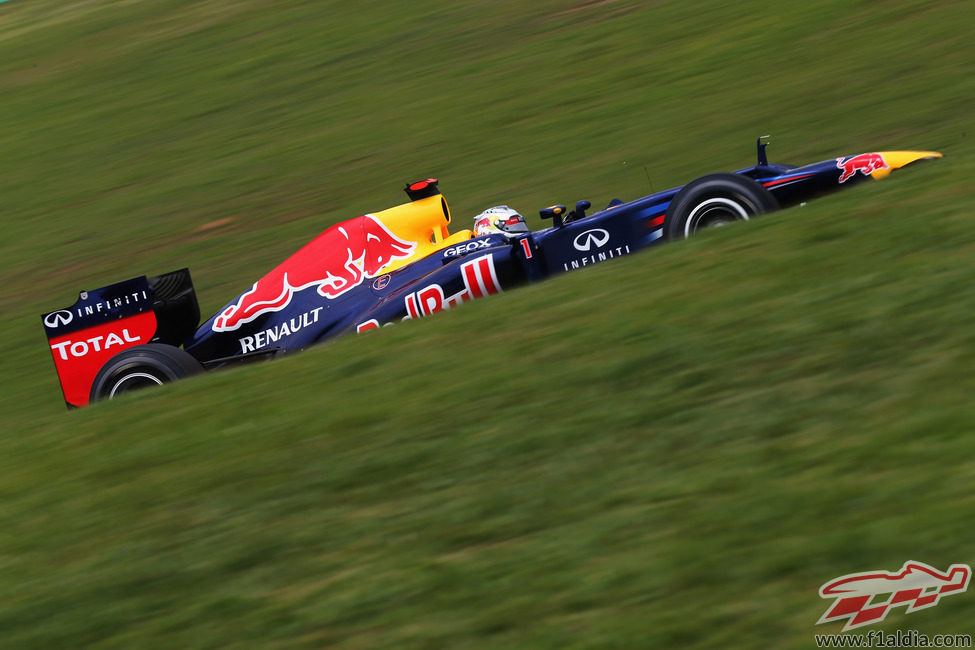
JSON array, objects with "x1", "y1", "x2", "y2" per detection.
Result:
[{"x1": 42, "y1": 140, "x2": 941, "y2": 408}]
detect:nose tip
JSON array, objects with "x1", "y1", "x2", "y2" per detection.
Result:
[{"x1": 871, "y1": 150, "x2": 943, "y2": 178}]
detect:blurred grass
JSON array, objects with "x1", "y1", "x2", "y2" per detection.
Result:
[{"x1": 2, "y1": 0, "x2": 975, "y2": 648}]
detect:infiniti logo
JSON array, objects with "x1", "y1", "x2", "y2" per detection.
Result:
[
  {"x1": 44, "y1": 310, "x2": 73, "y2": 328},
  {"x1": 573, "y1": 228, "x2": 610, "y2": 252}
]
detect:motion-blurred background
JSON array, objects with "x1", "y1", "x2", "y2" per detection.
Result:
[{"x1": 2, "y1": 1, "x2": 974, "y2": 647}]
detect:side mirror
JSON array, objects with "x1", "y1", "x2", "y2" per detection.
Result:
[
  {"x1": 539, "y1": 204, "x2": 567, "y2": 228},
  {"x1": 569, "y1": 200, "x2": 591, "y2": 222}
]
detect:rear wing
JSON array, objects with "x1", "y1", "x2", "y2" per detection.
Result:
[{"x1": 41, "y1": 268, "x2": 200, "y2": 408}]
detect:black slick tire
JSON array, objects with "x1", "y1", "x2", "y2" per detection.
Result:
[
  {"x1": 89, "y1": 343, "x2": 203, "y2": 402},
  {"x1": 663, "y1": 173, "x2": 779, "y2": 240}
]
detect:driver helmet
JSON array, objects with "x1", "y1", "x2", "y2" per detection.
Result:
[{"x1": 473, "y1": 205, "x2": 530, "y2": 238}]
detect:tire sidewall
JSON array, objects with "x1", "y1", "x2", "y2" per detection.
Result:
[
  {"x1": 89, "y1": 343, "x2": 203, "y2": 403},
  {"x1": 664, "y1": 173, "x2": 779, "y2": 240}
]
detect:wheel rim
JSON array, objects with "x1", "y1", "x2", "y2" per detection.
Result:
[
  {"x1": 684, "y1": 197, "x2": 750, "y2": 237},
  {"x1": 109, "y1": 372, "x2": 164, "y2": 398}
]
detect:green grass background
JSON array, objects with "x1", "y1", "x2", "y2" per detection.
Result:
[{"x1": 2, "y1": 0, "x2": 975, "y2": 647}]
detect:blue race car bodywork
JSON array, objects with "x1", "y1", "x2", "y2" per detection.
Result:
[{"x1": 42, "y1": 141, "x2": 941, "y2": 407}]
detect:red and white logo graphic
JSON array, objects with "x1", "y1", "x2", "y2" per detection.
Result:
[
  {"x1": 836, "y1": 153, "x2": 889, "y2": 183},
  {"x1": 403, "y1": 254, "x2": 502, "y2": 320},
  {"x1": 356, "y1": 255, "x2": 503, "y2": 333},
  {"x1": 47, "y1": 311, "x2": 158, "y2": 407},
  {"x1": 214, "y1": 215, "x2": 416, "y2": 332},
  {"x1": 817, "y1": 561, "x2": 970, "y2": 631}
]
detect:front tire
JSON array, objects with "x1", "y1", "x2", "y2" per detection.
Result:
[
  {"x1": 89, "y1": 343, "x2": 203, "y2": 402},
  {"x1": 664, "y1": 173, "x2": 779, "y2": 240}
]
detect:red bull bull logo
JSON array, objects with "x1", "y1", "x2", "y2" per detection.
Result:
[
  {"x1": 817, "y1": 561, "x2": 971, "y2": 631},
  {"x1": 214, "y1": 215, "x2": 416, "y2": 332},
  {"x1": 836, "y1": 153, "x2": 889, "y2": 183}
]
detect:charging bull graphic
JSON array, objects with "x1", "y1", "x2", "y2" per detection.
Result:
[
  {"x1": 817, "y1": 561, "x2": 971, "y2": 631},
  {"x1": 213, "y1": 215, "x2": 417, "y2": 332},
  {"x1": 836, "y1": 153, "x2": 889, "y2": 183}
]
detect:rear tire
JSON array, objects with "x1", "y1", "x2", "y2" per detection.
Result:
[
  {"x1": 89, "y1": 343, "x2": 203, "y2": 402},
  {"x1": 664, "y1": 173, "x2": 779, "y2": 240}
]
